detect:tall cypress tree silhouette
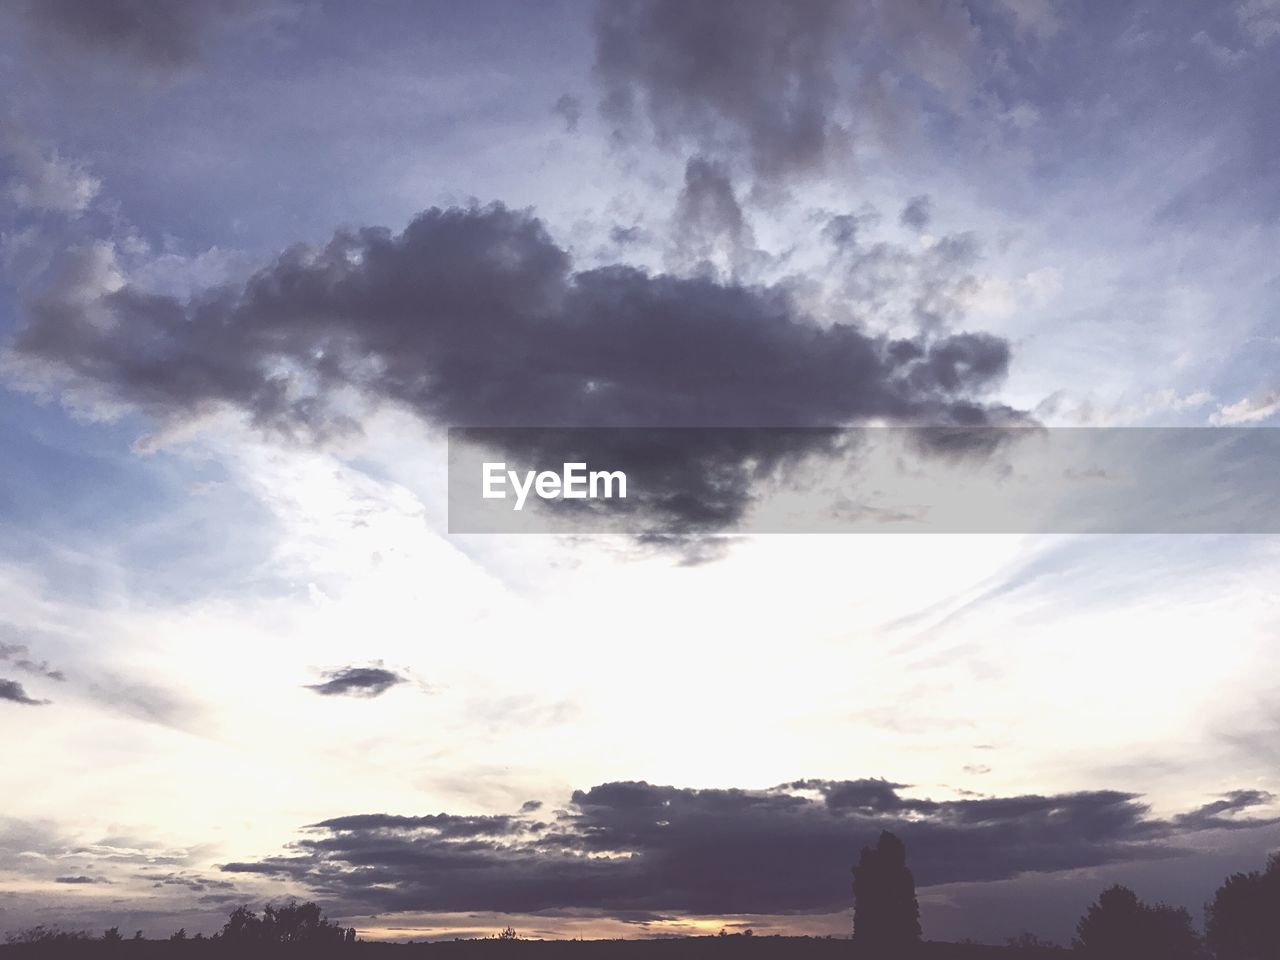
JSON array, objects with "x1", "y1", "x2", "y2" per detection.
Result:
[{"x1": 852, "y1": 830, "x2": 922, "y2": 952}]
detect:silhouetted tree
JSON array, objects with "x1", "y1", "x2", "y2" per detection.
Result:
[
  {"x1": 1206, "y1": 853, "x2": 1280, "y2": 960},
  {"x1": 1076, "y1": 884, "x2": 1202, "y2": 959},
  {"x1": 219, "y1": 900, "x2": 354, "y2": 946},
  {"x1": 1077, "y1": 884, "x2": 1144, "y2": 956},
  {"x1": 4, "y1": 926, "x2": 89, "y2": 945},
  {"x1": 1145, "y1": 905, "x2": 1204, "y2": 960},
  {"x1": 221, "y1": 905, "x2": 262, "y2": 943},
  {"x1": 101, "y1": 927, "x2": 122, "y2": 941},
  {"x1": 852, "y1": 830, "x2": 921, "y2": 952}
]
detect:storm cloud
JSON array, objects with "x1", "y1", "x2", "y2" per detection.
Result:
[{"x1": 220, "y1": 779, "x2": 1278, "y2": 920}]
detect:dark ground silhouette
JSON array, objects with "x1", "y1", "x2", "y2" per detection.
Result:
[{"x1": 0, "y1": 938, "x2": 1068, "y2": 959}]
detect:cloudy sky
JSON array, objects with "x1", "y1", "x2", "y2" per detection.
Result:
[{"x1": 2, "y1": 0, "x2": 1280, "y2": 945}]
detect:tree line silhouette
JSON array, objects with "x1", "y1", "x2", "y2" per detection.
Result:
[
  {"x1": 3, "y1": 902, "x2": 354, "y2": 955},
  {"x1": 1, "y1": 835, "x2": 1276, "y2": 956},
  {"x1": 849, "y1": 830, "x2": 1279, "y2": 959}
]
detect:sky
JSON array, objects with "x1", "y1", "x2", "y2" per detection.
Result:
[{"x1": 2, "y1": 0, "x2": 1280, "y2": 945}]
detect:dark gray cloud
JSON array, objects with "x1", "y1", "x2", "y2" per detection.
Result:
[
  {"x1": 552, "y1": 94, "x2": 583, "y2": 133},
  {"x1": 1172, "y1": 790, "x2": 1277, "y2": 831},
  {"x1": 608, "y1": 224, "x2": 649, "y2": 247},
  {"x1": 820, "y1": 206, "x2": 880, "y2": 251},
  {"x1": 17, "y1": 0, "x2": 264, "y2": 71},
  {"x1": 305, "y1": 666, "x2": 406, "y2": 699},
  {"x1": 0, "y1": 678, "x2": 49, "y2": 705},
  {"x1": 900, "y1": 194, "x2": 933, "y2": 231},
  {"x1": 670, "y1": 156, "x2": 754, "y2": 273},
  {"x1": 0, "y1": 641, "x2": 66, "y2": 682},
  {"x1": 592, "y1": 0, "x2": 992, "y2": 182},
  {"x1": 634, "y1": 533, "x2": 736, "y2": 567},
  {"x1": 11, "y1": 204, "x2": 1021, "y2": 536},
  {"x1": 138, "y1": 870, "x2": 236, "y2": 893},
  {"x1": 54, "y1": 875, "x2": 105, "y2": 884},
  {"x1": 220, "y1": 778, "x2": 1277, "y2": 920},
  {"x1": 594, "y1": 0, "x2": 850, "y2": 180},
  {"x1": 313, "y1": 812, "x2": 533, "y2": 838}
]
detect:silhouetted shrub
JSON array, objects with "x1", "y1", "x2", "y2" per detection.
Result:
[{"x1": 1005, "y1": 930, "x2": 1060, "y2": 951}]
